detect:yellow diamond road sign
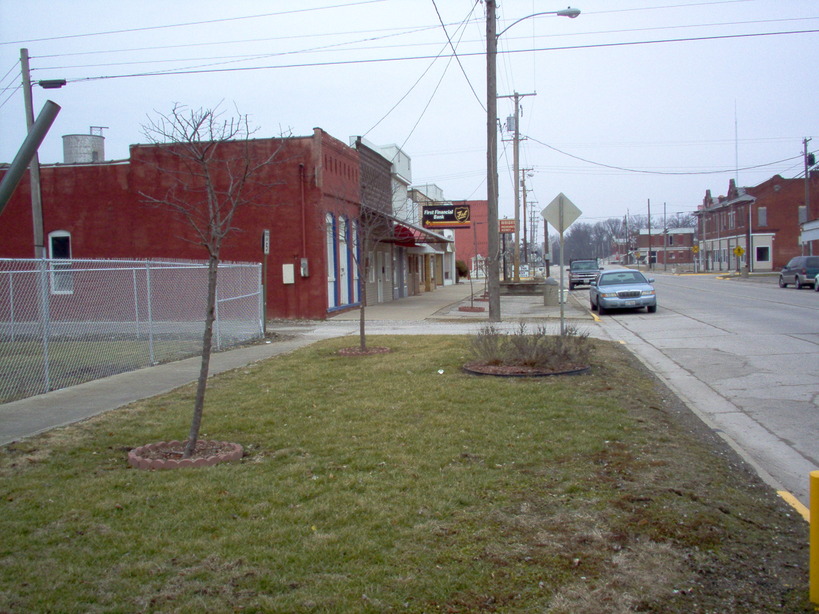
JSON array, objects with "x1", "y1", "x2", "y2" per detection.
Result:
[{"x1": 541, "y1": 193, "x2": 581, "y2": 233}]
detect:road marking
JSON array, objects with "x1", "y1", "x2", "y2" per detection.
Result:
[{"x1": 778, "y1": 490, "x2": 810, "y2": 522}]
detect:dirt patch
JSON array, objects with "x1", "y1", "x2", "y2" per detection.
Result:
[
  {"x1": 537, "y1": 346, "x2": 813, "y2": 613},
  {"x1": 128, "y1": 440, "x2": 243, "y2": 470},
  {"x1": 463, "y1": 361, "x2": 589, "y2": 377}
]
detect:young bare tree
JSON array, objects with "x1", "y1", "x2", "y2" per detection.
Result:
[{"x1": 140, "y1": 104, "x2": 279, "y2": 458}]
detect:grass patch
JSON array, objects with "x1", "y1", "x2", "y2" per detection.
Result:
[{"x1": 0, "y1": 336, "x2": 811, "y2": 612}]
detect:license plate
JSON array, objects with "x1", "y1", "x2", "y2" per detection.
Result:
[{"x1": 624, "y1": 300, "x2": 636, "y2": 307}]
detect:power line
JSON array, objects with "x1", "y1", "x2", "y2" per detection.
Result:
[
  {"x1": 48, "y1": 27, "x2": 818, "y2": 84},
  {"x1": 430, "y1": 0, "x2": 484, "y2": 111},
  {"x1": 526, "y1": 135, "x2": 803, "y2": 176},
  {"x1": 0, "y1": 0, "x2": 388, "y2": 46}
]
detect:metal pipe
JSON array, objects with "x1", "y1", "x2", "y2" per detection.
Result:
[{"x1": 0, "y1": 100, "x2": 61, "y2": 215}]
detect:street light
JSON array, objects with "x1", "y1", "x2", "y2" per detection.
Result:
[{"x1": 486, "y1": 4, "x2": 580, "y2": 321}]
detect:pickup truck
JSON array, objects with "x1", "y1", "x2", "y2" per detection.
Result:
[{"x1": 568, "y1": 260, "x2": 602, "y2": 290}]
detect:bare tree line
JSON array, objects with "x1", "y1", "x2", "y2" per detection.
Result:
[{"x1": 546, "y1": 212, "x2": 696, "y2": 264}]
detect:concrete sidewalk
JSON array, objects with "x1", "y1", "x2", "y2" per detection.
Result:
[
  {"x1": 329, "y1": 281, "x2": 591, "y2": 322},
  {"x1": 0, "y1": 281, "x2": 592, "y2": 446}
]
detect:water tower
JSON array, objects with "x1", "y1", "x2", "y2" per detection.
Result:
[{"x1": 63, "y1": 126, "x2": 107, "y2": 163}]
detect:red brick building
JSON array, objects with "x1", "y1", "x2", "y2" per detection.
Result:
[
  {"x1": 694, "y1": 175, "x2": 819, "y2": 272},
  {"x1": 636, "y1": 228, "x2": 696, "y2": 270},
  {"x1": 452, "y1": 200, "x2": 488, "y2": 277},
  {"x1": 1, "y1": 128, "x2": 366, "y2": 319}
]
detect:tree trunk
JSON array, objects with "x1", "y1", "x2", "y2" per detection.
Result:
[
  {"x1": 184, "y1": 255, "x2": 219, "y2": 458},
  {"x1": 358, "y1": 265, "x2": 367, "y2": 351}
]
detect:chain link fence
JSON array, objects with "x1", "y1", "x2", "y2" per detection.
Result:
[{"x1": 0, "y1": 258, "x2": 263, "y2": 403}]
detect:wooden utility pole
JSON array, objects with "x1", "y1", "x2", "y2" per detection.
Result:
[
  {"x1": 486, "y1": 1, "x2": 500, "y2": 320},
  {"x1": 500, "y1": 92, "x2": 534, "y2": 280}
]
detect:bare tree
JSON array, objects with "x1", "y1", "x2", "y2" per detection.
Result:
[
  {"x1": 140, "y1": 104, "x2": 279, "y2": 458},
  {"x1": 323, "y1": 196, "x2": 396, "y2": 352}
]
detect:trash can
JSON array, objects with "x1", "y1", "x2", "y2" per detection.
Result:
[{"x1": 543, "y1": 277, "x2": 560, "y2": 306}]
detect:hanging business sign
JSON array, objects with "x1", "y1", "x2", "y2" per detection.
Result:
[
  {"x1": 499, "y1": 219, "x2": 516, "y2": 234},
  {"x1": 422, "y1": 204, "x2": 471, "y2": 229}
]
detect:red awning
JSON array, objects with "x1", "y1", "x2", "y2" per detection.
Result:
[{"x1": 394, "y1": 224, "x2": 416, "y2": 247}]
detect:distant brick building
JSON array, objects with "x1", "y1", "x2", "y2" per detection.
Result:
[
  {"x1": 451, "y1": 200, "x2": 488, "y2": 278},
  {"x1": 694, "y1": 175, "x2": 819, "y2": 272},
  {"x1": 636, "y1": 228, "x2": 696, "y2": 270}
]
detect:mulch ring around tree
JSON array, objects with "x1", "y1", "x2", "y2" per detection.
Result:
[
  {"x1": 128, "y1": 440, "x2": 243, "y2": 470},
  {"x1": 337, "y1": 346, "x2": 392, "y2": 356},
  {"x1": 462, "y1": 362, "x2": 590, "y2": 377}
]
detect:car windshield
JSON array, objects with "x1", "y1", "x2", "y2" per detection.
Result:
[
  {"x1": 572, "y1": 262, "x2": 597, "y2": 270},
  {"x1": 598, "y1": 271, "x2": 646, "y2": 286}
]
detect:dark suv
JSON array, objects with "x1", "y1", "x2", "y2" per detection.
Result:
[
  {"x1": 568, "y1": 260, "x2": 602, "y2": 290},
  {"x1": 778, "y1": 256, "x2": 819, "y2": 289}
]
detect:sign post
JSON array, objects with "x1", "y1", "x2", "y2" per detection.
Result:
[
  {"x1": 542, "y1": 193, "x2": 581, "y2": 335},
  {"x1": 261, "y1": 230, "x2": 270, "y2": 334}
]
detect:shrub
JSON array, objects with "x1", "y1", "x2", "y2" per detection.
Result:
[
  {"x1": 455, "y1": 260, "x2": 470, "y2": 279},
  {"x1": 469, "y1": 322, "x2": 591, "y2": 369}
]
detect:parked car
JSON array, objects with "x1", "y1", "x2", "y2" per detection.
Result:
[
  {"x1": 815, "y1": 273, "x2": 819, "y2": 292},
  {"x1": 590, "y1": 269, "x2": 657, "y2": 314},
  {"x1": 568, "y1": 259, "x2": 603, "y2": 290},
  {"x1": 778, "y1": 256, "x2": 819, "y2": 289}
]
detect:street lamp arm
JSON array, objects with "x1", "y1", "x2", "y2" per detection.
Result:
[{"x1": 497, "y1": 7, "x2": 580, "y2": 39}]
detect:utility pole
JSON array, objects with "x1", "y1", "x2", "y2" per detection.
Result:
[
  {"x1": 647, "y1": 199, "x2": 652, "y2": 270},
  {"x1": 806, "y1": 137, "x2": 813, "y2": 224},
  {"x1": 663, "y1": 202, "x2": 667, "y2": 272},
  {"x1": 21, "y1": 48, "x2": 46, "y2": 259},
  {"x1": 521, "y1": 168, "x2": 533, "y2": 264},
  {"x1": 500, "y1": 91, "x2": 534, "y2": 281},
  {"x1": 486, "y1": 1, "x2": 501, "y2": 321}
]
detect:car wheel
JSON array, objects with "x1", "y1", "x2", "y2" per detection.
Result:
[
  {"x1": 590, "y1": 299, "x2": 597, "y2": 311},
  {"x1": 598, "y1": 304, "x2": 606, "y2": 315},
  {"x1": 815, "y1": 282, "x2": 819, "y2": 292},
  {"x1": 647, "y1": 304, "x2": 657, "y2": 313},
  {"x1": 796, "y1": 278, "x2": 804, "y2": 289},
  {"x1": 779, "y1": 276, "x2": 787, "y2": 288},
  {"x1": 568, "y1": 283, "x2": 575, "y2": 291}
]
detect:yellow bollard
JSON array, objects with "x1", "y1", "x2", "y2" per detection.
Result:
[{"x1": 811, "y1": 471, "x2": 819, "y2": 605}]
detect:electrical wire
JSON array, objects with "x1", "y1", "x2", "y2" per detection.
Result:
[
  {"x1": 430, "y1": 0, "x2": 484, "y2": 111},
  {"x1": 526, "y1": 135, "x2": 803, "y2": 176},
  {"x1": 48, "y1": 27, "x2": 817, "y2": 84},
  {"x1": 363, "y1": 2, "x2": 477, "y2": 137},
  {"x1": 0, "y1": 82, "x2": 21, "y2": 112},
  {"x1": 0, "y1": 0, "x2": 388, "y2": 46}
]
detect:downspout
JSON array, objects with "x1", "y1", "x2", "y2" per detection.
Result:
[
  {"x1": 299, "y1": 163, "x2": 306, "y2": 317},
  {"x1": 299, "y1": 163, "x2": 307, "y2": 255}
]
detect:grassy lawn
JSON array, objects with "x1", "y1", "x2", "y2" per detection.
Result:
[{"x1": 0, "y1": 335, "x2": 811, "y2": 613}]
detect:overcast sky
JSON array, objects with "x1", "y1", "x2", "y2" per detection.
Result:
[{"x1": 1, "y1": 0, "x2": 817, "y2": 232}]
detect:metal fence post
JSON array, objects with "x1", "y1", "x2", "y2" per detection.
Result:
[
  {"x1": 811, "y1": 470, "x2": 818, "y2": 605},
  {"x1": 214, "y1": 282, "x2": 222, "y2": 351},
  {"x1": 132, "y1": 268, "x2": 141, "y2": 339},
  {"x1": 258, "y1": 263, "x2": 264, "y2": 337},
  {"x1": 7, "y1": 270, "x2": 16, "y2": 342},
  {"x1": 38, "y1": 259, "x2": 51, "y2": 394},
  {"x1": 145, "y1": 262, "x2": 155, "y2": 365}
]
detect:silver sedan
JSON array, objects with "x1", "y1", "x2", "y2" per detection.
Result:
[{"x1": 590, "y1": 269, "x2": 657, "y2": 314}]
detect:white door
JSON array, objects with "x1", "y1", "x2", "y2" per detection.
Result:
[
  {"x1": 326, "y1": 214, "x2": 337, "y2": 308},
  {"x1": 339, "y1": 217, "x2": 349, "y2": 305}
]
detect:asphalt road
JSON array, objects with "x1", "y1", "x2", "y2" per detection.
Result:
[{"x1": 585, "y1": 272, "x2": 819, "y2": 507}]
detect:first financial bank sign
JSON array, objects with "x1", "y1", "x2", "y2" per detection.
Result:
[{"x1": 422, "y1": 204, "x2": 471, "y2": 229}]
